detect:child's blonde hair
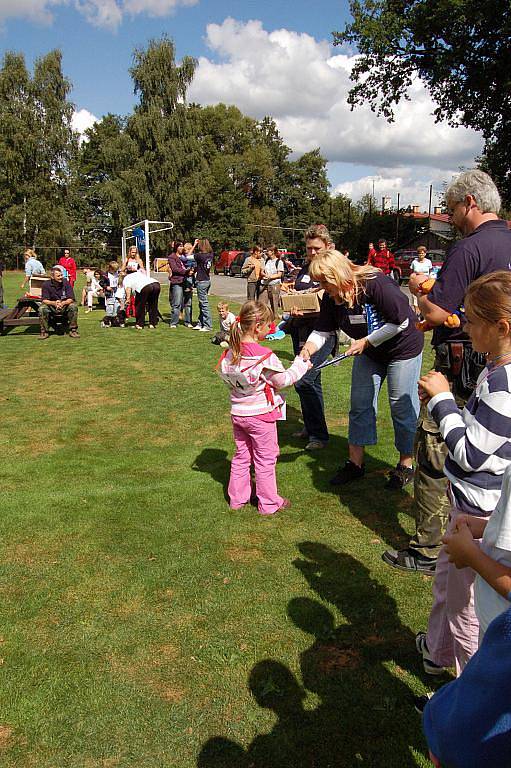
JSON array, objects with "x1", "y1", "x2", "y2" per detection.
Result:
[
  {"x1": 309, "y1": 248, "x2": 380, "y2": 308},
  {"x1": 229, "y1": 300, "x2": 274, "y2": 363},
  {"x1": 464, "y1": 271, "x2": 511, "y2": 327},
  {"x1": 217, "y1": 301, "x2": 229, "y2": 311}
]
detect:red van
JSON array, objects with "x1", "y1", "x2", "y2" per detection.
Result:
[{"x1": 213, "y1": 250, "x2": 244, "y2": 275}]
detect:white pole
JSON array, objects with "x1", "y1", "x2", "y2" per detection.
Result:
[
  {"x1": 144, "y1": 219, "x2": 150, "y2": 274},
  {"x1": 121, "y1": 229, "x2": 126, "y2": 267}
]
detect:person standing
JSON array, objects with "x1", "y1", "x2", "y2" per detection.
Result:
[
  {"x1": 123, "y1": 270, "x2": 161, "y2": 329},
  {"x1": 167, "y1": 241, "x2": 188, "y2": 328},
  {"x1": 259, "y1": 246, "x2": 284, "y2": 316},
  {"x1": 301, "y1": 249, "x2": 423, "y2": 487},
  {"x1": 193, "y1": 238, "x2": 213, "y2": 332},
  {"x1": 121, "y1": 245, "x2": 145, "y2": 273},
  {"x1": 288, "y1": 223, "x2": 336, "y2": 451},
  {"x1": 58, "y1": 248, "x2": 77, "y2": 287},
  {"x1": 367, "y1": 238, "x2": 395, "y2": 277},
  {"x1": 241, "y1": 246, "x2": 264, "y2": 300},
  {"x1": 181, "y1": 242, "x2": 196, "y2": 327},
  {"x1": 410, "y1": 246, "x2": 433, "y2": 314},
  {"x1": 383, "y1": 169, "x2": 511, "y2": 574}
]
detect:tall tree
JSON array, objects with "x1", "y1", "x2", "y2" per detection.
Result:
[
  {"x1": 334, "y1": 0, "x2": 511, "y2": 205},
  {"x1": 0, "y1": 50, "x2": 76, "y2": 265}
]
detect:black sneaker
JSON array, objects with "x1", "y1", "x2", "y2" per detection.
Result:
[
  {"x1": 413, "y1": 693, "x2": 433, "y2": 714},
  {"x1": 330, "y1": 460, "x2": 365, "y2": 486},
  {"x1": 385, "y1": 463, "x2": 414, "y2": 490},
  {"x1": 381, "y1": 548, "x2": 437, "y2": 575}
]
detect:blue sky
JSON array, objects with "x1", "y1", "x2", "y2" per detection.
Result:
[{"x1": 1, "y1": 1, "x2": 482, "y2": 207}]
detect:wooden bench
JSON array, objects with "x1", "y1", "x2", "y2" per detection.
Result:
[{"x1": 0, "y1": 298, "x2": 42, "y2": 334}]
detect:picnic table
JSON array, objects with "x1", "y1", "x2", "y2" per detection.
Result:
[{"x1": 0, "y1": 296, "x2": 42, "y2": 334}]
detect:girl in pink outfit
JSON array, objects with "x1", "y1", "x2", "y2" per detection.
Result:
[{"x1": 218, "y1": 300, "x2": 311, "y2": 516}]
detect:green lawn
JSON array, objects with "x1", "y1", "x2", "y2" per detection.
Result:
[{"x1": 1, "y1": 271, "x2": 438, "y2": 767}]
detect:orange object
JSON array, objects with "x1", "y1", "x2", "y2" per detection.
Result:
[{"x1": 415, "y1": 276, "x2": 460, "y2": 332}]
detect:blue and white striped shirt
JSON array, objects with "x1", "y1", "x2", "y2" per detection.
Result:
[{"x1": 428, "y1": 363, "x2": 511, "y2": 515}]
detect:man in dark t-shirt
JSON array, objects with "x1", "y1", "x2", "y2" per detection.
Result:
[
  {"x1": 383, "y1": 170, "x2": 511, "y2": 578},
  {"x1": 39, "y1": 266, "x2": 79, "y2": 339}
]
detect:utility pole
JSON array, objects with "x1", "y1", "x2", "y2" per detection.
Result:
[
  {"x1": 396, "y1": 192, "x2": 400, "y2": 246},
  {"x1": 428, "y1": 184, "x2": 433, "y2": 250}
]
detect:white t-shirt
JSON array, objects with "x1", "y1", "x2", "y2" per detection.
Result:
[
  {"x1": 220, "y1": 312, "x2": 236, "y2": 333},
  {"x1": 475, "y1": 465, "x2": 511, "y2": 635},
  {"x1": 123, "y1": 272, "x2": 159, "y2": 294},
  {"x1": 410, "y1": 258, "x2": 433, "y2": 275},
  {"x1": 263, "y1": 258, "x2": 284, "y2": 285}
]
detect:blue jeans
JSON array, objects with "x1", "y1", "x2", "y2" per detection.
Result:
[
  {"x1": 291, "y1": 330, "x2": 335, "y2": 442},
  {"x1": 349, "y1": 352, "x2": 422, "y2": 455},
  {"x1": 196, "y1": 280, "x2": 212, "y2": 330},
  {"x1": 182, "y1": 288, "x2": 193, "y2": 325},
  {"x1": 170, "y1": 284, "x2": 183, "y2": 325}
]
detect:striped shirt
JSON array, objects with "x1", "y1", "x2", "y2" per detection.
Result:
[{"x1": 428, "y1": 363, "x2": 511, "y2": 515}]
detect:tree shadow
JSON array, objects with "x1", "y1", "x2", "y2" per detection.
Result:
[{"x1": 197, "y1": 543, "x2": 428, "y2": 767}]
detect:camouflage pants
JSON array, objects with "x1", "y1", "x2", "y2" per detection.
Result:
[
  {"x1": 39, "y1": 302, "x2": 79, "y2": 332},
  {"x1": 409, "y1": 348, "x2": 467, "y2": 558},
  {"x1": 408, "y1": 404, "x2": 450, "y2": 558}
]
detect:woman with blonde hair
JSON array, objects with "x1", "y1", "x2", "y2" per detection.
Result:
[
  {"x1": 121, "y1": 245, "x2": 145, "y2": 273},
  {"x1": 300, "y1": 249, "x2": 423, "y2": 487}
]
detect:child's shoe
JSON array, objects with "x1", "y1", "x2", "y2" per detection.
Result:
[
  {"x1": 259, "y1": 498, "x2": 291, "y2": 516},
  {"x1": 416, "y1": 632, "x2": 446, "y2": 675}
]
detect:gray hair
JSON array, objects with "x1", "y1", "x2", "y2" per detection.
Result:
[{"x1": 446, "y1": 170, "x2": 501, "y2": 214}]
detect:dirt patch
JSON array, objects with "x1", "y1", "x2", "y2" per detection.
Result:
[
  {"x1": 159, "y1": 686, "x2": 185, "y2": 702},
  {"x1": 114, "y1": 597, "x2": 144, "y2": 618},
  {"x1": 313, "y1": 644, "x2": 361, "y2": 673},
  {"x1": 0, "y1": 725, "x2": 14, "y2": 750},
  {"x1": 2, "y1": 539, "x2": 64, "y2": 567},
  {"x1": 225, "y1": 547, "x2": 262, "y2": 563}
]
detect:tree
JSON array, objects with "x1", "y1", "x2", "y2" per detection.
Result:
[
  {"x1": 334, "y1": 0, "x2": 511, "y2": 205},
  {"x1": 0, "y1": 50, "x2": 76, "y2": 265}
]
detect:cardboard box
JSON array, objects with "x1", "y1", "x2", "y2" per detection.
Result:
[
  {"x1": 28, "y1": 275, "x2": 51, "y2": 298},
  {"x1": 280, "y1": 289, "x2": 324, "y2": 313}
]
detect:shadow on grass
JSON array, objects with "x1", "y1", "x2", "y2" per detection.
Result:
[
  {"x1": 279, "y1": 405, "x2": 413, "y2": 549},
  {"x1": 192, "y1": 447, "x2": 231, "y2": 502},
  {"x1": 197, "y1": 543, "x2": 427, "y2": 768}
]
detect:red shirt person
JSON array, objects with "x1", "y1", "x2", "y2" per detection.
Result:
[
  {"x1": 58, "y1": 248, "x2": 77, "y2": 286},
  {"x1": 367, "y1": 239, "x2": 395, "y2": 276}
]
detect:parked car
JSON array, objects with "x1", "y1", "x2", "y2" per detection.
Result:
[
  {"x1": 214, "y1": 249, "x2": 244, "y2": 275},
  {"x1": 392, "y1": 249, "x2": 446, "y2": 284},
  {"x1": 229, "y1": 252, "x2": 250, "y2": 277}
]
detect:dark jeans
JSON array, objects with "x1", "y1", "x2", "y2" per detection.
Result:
[
  {"x1": 182, "y1": 288, "x2": 193, "y2": 325},
  {"x1": 291, "y1": 329, "x2": 335, "y2": 443},
  {"x1": 136, "y1": 282, "x2": 160, "y2": 327},
  {"x1": 39, "y1": 302, "x2": 79, "y2": 332},
  {"x1": 170, "y1": 283, "x2": 183, "y2": 325}
]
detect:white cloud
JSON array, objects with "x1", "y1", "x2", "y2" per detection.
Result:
[
  {"x1": 72, "y1": 107, "x2": 98, "y2": 142},
  {"x1": 189, "y1": 19, "x2": 483, "y2": 179},
  {"x1": 332, "y1": 167, "x2": 456, "y2": 210},
  {"x1": 0, "y1": 0, "x2": 198, "y2": 30}
]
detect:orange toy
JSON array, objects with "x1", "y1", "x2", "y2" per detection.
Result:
[{"x1": 415, "y1": 277, "x2": 461, "y2": 332}]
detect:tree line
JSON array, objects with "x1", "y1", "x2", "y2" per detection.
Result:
[{"x1": 0, "y1": 36, "x2": 455, "y2": 268}]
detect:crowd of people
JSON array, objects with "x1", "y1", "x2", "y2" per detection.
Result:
[
  {"x1": 216, "y1": 170, "x2": 511, "y2": 767},
  {"x1": 11, "y1": 168, "x2": 511, "y2": 765}
]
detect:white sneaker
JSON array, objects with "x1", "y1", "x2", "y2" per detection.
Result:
[
  {"x1": 199, "y1": 327, "x2": 211, "y2": 332},
  {"x1": 185, "y1": 323, "x2": 194, "y2": 328},
  {"x1": 169, "y1": 324, "x2": 177, "y2": 328},
  {"x1": 193, "y1": 324, "x2": 203, "y2": 330}
]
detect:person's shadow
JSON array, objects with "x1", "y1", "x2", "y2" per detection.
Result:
[
  {"x1": 192, "y1": 448, "x2": 231, "y2": 501},
  {"x1": 197, "y1": 543, "x2": 429, "y2": 767}
]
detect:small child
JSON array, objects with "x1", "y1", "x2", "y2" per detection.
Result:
[
  {"x1": 211, "y1": 301, "x2": 236, "y2": 347},
  {"x1": 100, "y1": 261, "x2": 120, "y2": 321},
  {"x1": 417, "y1": 271, "x2": 511, "y2": 675},
  {"x1": 81, "y1": 268, "x2": 94, "y2": 306},
  {"x1": 217, "y1": 300, "x2": 311, "y2": 516}
]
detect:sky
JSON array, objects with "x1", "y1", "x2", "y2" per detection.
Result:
[{"x1": 1, "y1": 0, "x2": 483, "y2": 210}]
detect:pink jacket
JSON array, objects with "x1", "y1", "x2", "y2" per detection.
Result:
[{"x1": 218, "y1": 342, "x2": 310, "y2": 416}]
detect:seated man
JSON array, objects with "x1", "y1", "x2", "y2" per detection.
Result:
[{"x1": 39, "y1": 265, "x2": 79, "y2": 340}]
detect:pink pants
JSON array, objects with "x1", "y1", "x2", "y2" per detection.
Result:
[
  {"x1": 228, "y1": 415, "x2": 284, "y2": 515},
  {"x1": 426, "y1": 505, "x2": 484, "y2": 676}
]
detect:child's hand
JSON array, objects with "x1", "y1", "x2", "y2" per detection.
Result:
[
  {"x1": 418, "y1": 371, "x2": 450, "y2": 399},
  {"x1": 443, "y1": 518, "x2": 479, "y2": 569},
  {"x1": 456, "y1": 514, "x2": 488, "y2": 540}
]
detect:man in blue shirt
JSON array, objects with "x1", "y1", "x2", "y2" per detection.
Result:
[
  {"x1": 21, "y1": 249, "x2": 45, "y2": 290},
  {"x1": 39, "y1": 266, "x2": 79, "y2": 339}
]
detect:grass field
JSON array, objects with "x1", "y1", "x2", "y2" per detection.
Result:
[{"x1": 0, "y1": 271, "x2": 439, "y2": 767}]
